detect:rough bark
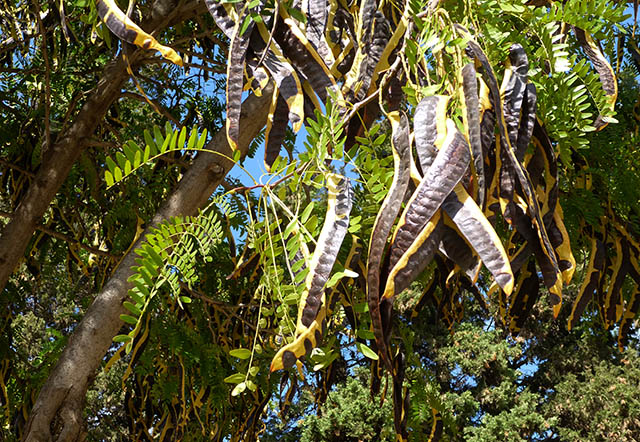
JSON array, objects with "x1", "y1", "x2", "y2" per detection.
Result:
[
  {"x1": 0, "y1": 0, "x2": 203, "y2": 294},
  {"x1": 22, "y1": 84, "x2": 273, "y2": 442}
]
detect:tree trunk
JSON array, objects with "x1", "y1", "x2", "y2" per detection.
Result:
[{"x1": 22, "y1": 84, "x2": 273, "y2": 441}]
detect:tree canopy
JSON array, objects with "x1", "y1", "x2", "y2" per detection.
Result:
[{"x1": 1, "y1": 0, "x2": 640, "y2": 440}]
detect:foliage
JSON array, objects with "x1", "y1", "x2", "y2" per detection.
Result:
[
  {"x1": 300, "y1": 368, "x2": 395, "y2": 442},
  {"x1": 114, "y1": 204, "x2": 225, "y2": 351},
  {"x1": 1, "y1": 0, "x2": 640, "y2": 440},
  {"x1": 271, "y1": 299, "x2": 640, "y2": 441}
]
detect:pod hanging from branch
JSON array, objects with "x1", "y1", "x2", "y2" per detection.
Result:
[
  {"x1": 96, "y1": 0, "x2": 183, "y2": 66},
  {"x1": 459, "y1": 63, "x2": 485, "y2": 208},
  {"x1": 225, "y1": 2, "x2": 263, "y2": 151},
  {"x1": 568, "y1": 236, "x2": 606, "y2": 330},
  {"x1": 271, "y1": 174, "x2": 352, "y2": 371},
  {"x1": 456, "y1": 25, "x2": 563, "y2": 314},
  {"x1": 367, "y1": 111, "x2": 411, "y2": 371},
  {"x1": 573, "y1": 27, "x2": 618, "y2": 131}
]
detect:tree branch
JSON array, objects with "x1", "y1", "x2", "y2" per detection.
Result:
[
  {"x1": 0, "y1": 211, "x2": 118, "y2": 258},
  {"x1": 0, "y1": 158, "x2": 35, "y2": 178},
  {"x1": 119, "y1": 91, "x2": 182, "y2": 126}
]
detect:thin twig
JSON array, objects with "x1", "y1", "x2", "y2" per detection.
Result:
[
  {"x1": 193, "y1": 15, "x2": 228, "y2": 52},
  {"x1": 59, "y1": 91, "x2": 89, "y2": 135},
  {"x1": 119, "y1": 91, "x2": 182, "y2": 126},
  {"x1": 416, "y1": 0, "x2": 442, "y2": 18},
  {"x1": 339, "y1": 56, "x2": 403, "y2": 127},
  {"x1": 33, "y1": 0, "x2": 52, "y2": 152},
  {"x1": 180, "y1": 48, "x2": 226, "y2": 69},
  {"x1": 0, "y1": 158, "x2": 36, "y2": 178},
  {"x1": 220, "y1": 179, "x2": 251, "y2": 213},
  {"x1": 226, "y1": 164, "x2": 305, "y2": 194},
  {"x1": 181, "y1": 61, "x2": 226, "y2": 74},
  {"x1": 181, "y1": 285, "x2": 236, "y2": 309},
  {"x1": 0, "y1": 211, "x2": 119, "y2": 258},
  {"x1": 182, "y1": 285, "x2": 274, "y2": 334},
  {"x1": 135, "y1": 71, "x2": 164, "y2": 89},
  {"x1": 339, "y1": 87, "x2": 382, "y2": 127}
]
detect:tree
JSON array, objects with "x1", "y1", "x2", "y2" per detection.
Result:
[{"x1": 1, "y1": 0, "x2": 639, "y2": 440}]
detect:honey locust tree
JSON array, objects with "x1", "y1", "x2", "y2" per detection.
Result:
[{"x1": 1, "y1": 0, "x2": 640, "y2": 440}]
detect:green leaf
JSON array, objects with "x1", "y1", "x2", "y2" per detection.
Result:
[
  {"x1": 132, "y1": 149, "x2": 141, "y2": 168},
  {"x1": 294, "y1": 267, "x2": 309, "y2": 284},
  {"x1": 373, "y1": 134, "x2": 386, "y2": 145},
  {"x1": 291, "y1": 256, "x2": 305, "y2": 272},
  {"x1": 326, "y1": 271, "x2": 347, "y2": 289},
  {"x1": 105, "y1": 171, "x2": 114, "y2": 187},
  {"x1": 123, "y1": 301, "x2": 142, "y2": 316},
  {"x1": 283, "y1": 220, "x2": 298, "y2": 239},
  {"x1": 197, "y1": 129, "x2": 208, "y2": 149},
  {"x1": 283, "y1": 293, "x2": 299, "y2": 305},
  {"x1": 113, "y1": 334, "x2": 132, "y2": 343},
  {"x1": 356, "y1": 342, "x2": 379, "y2": 360},
  {"x1": 153, "y1": 126, "x2": 164, "y2": 152},
  {"x1": 286, "y1": 235, "x2": 301, "y2": 254},
  {"x1": 169, "y1": 130, "x2": 178, "y2": 151},
  {"x1": 239, "y1": 14, "x2": 252, "y2": 36},
  {"x1": 305, "y1": 215, "x2": 318, "y2": 233},
  {"x1": 115, "y1": 152, "x2": 127, "y2": 170},
  {"x1": 142, "y1": 258, "x2": 159, "y2": 279},
  {"x1": 223, "y1": 373, "x2": 246, "y2": 384},
  {"x1": 300, "y1": 202, "x2": 315, "y2": 224},
  {"x1": 178, "y1": 126, "x2": 187, "y2": 148},
  {"x1": 353, "y1": 302, "x2": 369, "y2": 313},
  {"x1": 105, "y1": 156, "x2": 117, "y2": 174},
  {"x1": 146, "y1": 245, "x2": 164, "y2": 267},
  {"x1": 120, "y1": 314, "x2": 138, "y2": 325},
  {"x1": 287, "y1": 7, "x2": 306, "y2": 23},
  {"x1": 356, "y1": 329, "x2": 375, "y2": 340},
  {"x1": 123, "y1": 142, "x2": 137, "y2": 162},
  {"x1": 143, "y1": 130, "x2": 155, "y2": 151},
  {"x1": 231, "y1": 381, "x2": 246, "y2": 396},
  {"x1": 229, "y1": 348, "x2": 252, "y2": 359},
  {"x1": 128, "y1": 286, "x2": 146, "y2": 304},
  {"x1": 160, "y1": 131, "x2": 171, "y2": 153},
  {"x1": 187, "y1": 126, "x2": 198, "y2": 149},
  {"x1": 500, "y1": 2, "x2": 525, "y2": 13},
  {"x1": 246, "y1": 379, "x2": 257, "y2": 392}
]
